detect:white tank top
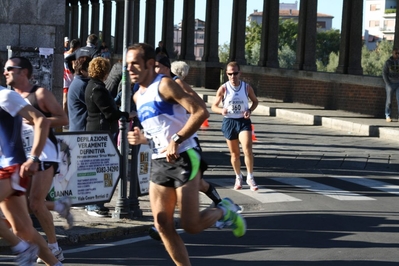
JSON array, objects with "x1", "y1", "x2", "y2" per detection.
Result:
[
  {"x1": 222, "y1": 81, "x2": 249, "y2": 119},
  {"x1": 136, "y1": 74, "x2": 197, "y2": 159},
  {"x1": 21, "y1": 98, "x2": 60, "y2": 162}
]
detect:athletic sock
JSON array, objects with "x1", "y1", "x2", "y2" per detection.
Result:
[
  {"x1": 205, "y1": 184, "x2": 222, "y2": 205},
  {"x1": 11, "y1": 240, "x2": 29, "y2": 254},
  {"x1": 48, "y1": 242, "x2": 59, "y2": 251}
]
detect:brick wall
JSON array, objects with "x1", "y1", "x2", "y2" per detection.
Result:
[{"x1": 186, "y1": 62, "x2": 391, "y2": 118}]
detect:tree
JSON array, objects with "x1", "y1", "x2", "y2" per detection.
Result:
[
  {"x1": 316, "y1": 29, "x2": 341, "y2": 66},
  {"x1": 279, "y1": 18, "x2": 298, "y2": 52},
  {"x1": 362, "y1": 40, "x2": 392, "y2": 76},
  {"x1": 219, "y1": 42, "x2": 230, "y2": 63},
  {"x1": 278, "y1": 44, "x2": 296, "y2": 69},
  {"x1": 245, "y1": 21, "x2": 262, "y2": 64}
]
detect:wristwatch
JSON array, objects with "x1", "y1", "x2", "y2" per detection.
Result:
[
  {"x1": 29, "y1": 155, "x2": 41, "y2": 163},
  {"x1": 171, "y1": 133, "x2": 183, "y2": 144}
]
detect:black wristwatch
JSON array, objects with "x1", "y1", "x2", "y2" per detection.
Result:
[
  {"x1": 29, "y1": 155, "x2": 41, "y2": 163},
  {"x1": 171, "y1": 133, "x2": 183, "y2": 144}
]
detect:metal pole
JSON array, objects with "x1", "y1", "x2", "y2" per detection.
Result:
[{"x1": 113, "y1": 0, "x2": 135, "y2": 219}]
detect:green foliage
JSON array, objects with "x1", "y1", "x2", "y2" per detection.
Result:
[
  {"x1": 317, "y1": 51, "x2": 339, "y2": 72},
  {"x1": 278, "y1": 44, "x2": 296, "y2": 69},
  {"x1": 219, "y1": 42, "x2": 230, "y2": 63},
  {"x1": 362, "y1": 40, "x2": 392, "y2": 76},
  {"x1": 316, "y1": 29, "x2": 341, "y2": 65},
  {"x1": 385, "y1": 9, "x2": 396, "y2": 14},
  {"x1": 245, "y1": 21, "x2": 262, "y2": 63},
  {"x1": 279, "y1": 19, "x2": 298, "y2": 52}
]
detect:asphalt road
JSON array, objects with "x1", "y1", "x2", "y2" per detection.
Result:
[{"x1": 1, "y1": 113, "x2": 398, "y2": 265}]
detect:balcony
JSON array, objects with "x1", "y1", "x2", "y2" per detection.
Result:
[{"x1": 380, "y1": 27, "x2": 395, "y2": 33}]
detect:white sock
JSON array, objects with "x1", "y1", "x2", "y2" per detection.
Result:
[
  {"x1": 53, "y1": 200, "x2": 63, "y2": 213},
  {"x1": 48, "y1": 242, "x2": 59, "y2": 251},
  {"x1": 247, "y1": 173, "x2": 254, "y2": 180},
  {"x1": 235, "y1": 173, "x2": 243, "y2": 180},
  {"x1": 11, "y1": 240, "x2": 29, "y2": 254}
]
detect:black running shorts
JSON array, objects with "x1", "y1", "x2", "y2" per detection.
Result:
[{"x1": 151, "y1": 148, "x2": 204, "y2": 188}]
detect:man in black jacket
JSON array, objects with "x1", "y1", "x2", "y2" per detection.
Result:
[{"x1": 65, "y1": 34, "x2": 101, "y2": 73}]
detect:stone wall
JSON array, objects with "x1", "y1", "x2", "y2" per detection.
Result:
[
  {"x1": 186, "y1": 62, "x2": 388, "y2": 118},
  {"x1": 0, "y1": 0, "x2": 65, "y2": 102}
]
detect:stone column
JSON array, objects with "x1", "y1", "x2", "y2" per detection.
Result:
[
  {"x1": 180, "y1": 0, "x2": 195, "y2": 60},
  {"x1": 161, "y1": 0, "x2": 175, "y2": 59},
  {"x1": 144, "y1": 0, "x2": 156, "y2": 47},
  {"x1": 90, "y1": 0, "x2": 100, "y2": 35},
  {"x1": 80, "y1": 0, "x2": 89, "y2": 40},
  {"x1": 229, "y1": 0, "x2": 247, "y2": 65},
  {"x1": 202, "y1": 0, "x2": 219, "y2": 62},
  {"x1": 131, "y1": 0, "x2": 140, "y2": 44},
  {"x1": 65, "y1": 0, "x2": 71, "y2": 38},
  {"x1": 102, "y1": 0, "x2": 113, "y2": 48},
  {"x1": 336, "y1": 0, "x2": 363, "y2": 75},
  {"x1": 258, "y1": 0, "x2": 279, "y2": 67},
  {"x1": 294, "y1": 0, "x2": 317, "y2": 71},
  {"x1": 70, "y1": 0, "x2": 79, "y2": 40},
  {"x1": 114, "y1": 0, "x2": 124, "y2": 54},
  {"x1": 393, "y1": 0, "x2": 399, "y2": 48}
]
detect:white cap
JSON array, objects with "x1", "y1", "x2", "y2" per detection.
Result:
[{"x1": 64, "y1": 37, "x2": 70, "y2": 42}]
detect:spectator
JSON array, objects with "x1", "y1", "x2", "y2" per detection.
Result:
[
  {"x1": 64, "y1": 37, "x2": 69, "y2": 52},
  {"x1": 65, "y1": 34, "x2": 101, "y2": 74},
  {"x1": 63, "y1": 39, "x2": 81, "y2": 123},
  {"x1": 84, "y1": 57, "x2": 136, "y2": 217},
  {"x1": 382, "y1": 47, "x2": 399, "y2": 122},
  {"x1": 155, "y1": 41, "x2": 169, "y2": 57}
]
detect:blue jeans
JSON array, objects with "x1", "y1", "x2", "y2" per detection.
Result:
[{"x1": 385, "y1": 83, "x2": 399, "y2": 118}]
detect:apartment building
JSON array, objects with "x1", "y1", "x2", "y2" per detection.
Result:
[
  {"x1": 173, "y1": 19, "x2": 205, "y2": 61},
  {"x1": 364, "y1": 0, "x2": 397, "y2": 50}
]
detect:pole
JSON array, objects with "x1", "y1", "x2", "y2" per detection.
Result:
[{"x1": 113, "y1": 0, "x2": 138, "y2": 219}]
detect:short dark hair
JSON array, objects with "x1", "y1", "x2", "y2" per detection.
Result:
[
  {"x1": 127, "y1": 43, "x2": 156, "y2": 64},
  {"x1": 70, "y1": 39, "x2": 81, "y2": 49},
  {"x1": 87, "y1": 34, "x2": 98, "y2": 45},
  {"x1": 73, "y1": 56, "x2": 91, "y2": 75},
  {"x1": 9, "y1": 56, "x2": 33, "y2": 79}
]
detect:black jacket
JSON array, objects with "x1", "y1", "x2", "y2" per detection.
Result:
[{"x1": 84, "y1": 78, "x2": 128, "y2": 135}]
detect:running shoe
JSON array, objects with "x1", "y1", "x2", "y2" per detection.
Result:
[
  {"x1": 36, "y1": 247, "x2": 64, "y2": 264},
  {"x1": 234, "y1": 178, "x2": 242, "y2": 190},
  {"x1": 246, "y1": 178, "x2": 259, "y2": 191},
  {"x1": 57, "y1": 196, "x2": 74, "y2": 229},
  {"x1": 15, "y1": 243, "x2": 38, "y2": 266},
  {"x1": 217, "y1": 198, "x2": 247, "y2": 237}
]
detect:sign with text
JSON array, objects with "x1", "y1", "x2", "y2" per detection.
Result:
[
  {"x1": 50, "y1": 132, "x2": 121, "y2": 206},
  {"x1": 137, "y1": 144, "x2": 151, "y2": 196}
]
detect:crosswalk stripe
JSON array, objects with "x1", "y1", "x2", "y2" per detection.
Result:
[
  {"x1": 331, "y1": 175, "x2": 399, "y2": 196},
  {"x1": 271, "y1": 177, "x2": 375, "y2": 201},
  {"x1": 210, "y1": 178, "x2": 301, "y2": 203}
]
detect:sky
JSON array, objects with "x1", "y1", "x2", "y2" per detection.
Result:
[{"x1": 145, "y1": 0, "x2": 344, "y2": 46}]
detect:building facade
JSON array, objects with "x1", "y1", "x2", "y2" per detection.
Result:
[{"x1": 364, "y1": 0, "x2": 397, "y2": 50}]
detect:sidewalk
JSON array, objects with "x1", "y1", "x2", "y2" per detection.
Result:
[{"x1": 2, "y1": 86, "x2": 399, "y2": 252}]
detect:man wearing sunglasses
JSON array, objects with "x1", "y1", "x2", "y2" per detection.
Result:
[
  {"x1": 382, "y1": 47, "x2": 399, "y2": 122},
  {"x1": 3, "y1": 57, "x2": 71, "y2": 264},
  {"x1": 211, "y1": 61, "x2": 259, "y2": 191}
]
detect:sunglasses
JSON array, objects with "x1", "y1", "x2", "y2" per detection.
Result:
[
  {"x1": 4, "y1": 66, "x2": 23, "y2": 72},
  {"x1": 227, "y1": 72, "x2": 239, "y2": 76}
]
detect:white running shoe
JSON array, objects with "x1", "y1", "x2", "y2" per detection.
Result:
[
  {"x1": 234, "y1": 178, "x2": 242, "y2": 190},
  {"x1": 36, "y1": 247, "x2": 64, "y2": 264},
  {"x1": 15, "y1": 243, "x2": 38, "y2": 266},
  {"x1": 57, "y1": 196, "x2": 74, "y2": 229},
  {"x1": 246, "y1": 178, "x2": 258, "y2": 191}
]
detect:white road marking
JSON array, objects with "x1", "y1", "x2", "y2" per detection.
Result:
[
  {"x1": 271, "y1": 177, "x2": 375, "y2": 201},
  {"x1": 210, "y1": 178, "x2": 301, "y2": 203},
  {"x1": 331, "y1": 175, "x2": 399, "y2": 196}
]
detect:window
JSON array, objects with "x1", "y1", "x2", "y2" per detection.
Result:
[
  {"x1": 370, "y1": 4, "x2": 381, "y2": 11},
  {"x1": 369, "y1": 20, "x2": 380, "y2": 27}
]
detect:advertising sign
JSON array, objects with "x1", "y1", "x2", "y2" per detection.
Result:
[
  {"x1": 137, "y1": 144, "x2": 151, "y2": 196},
  {"x1": 50, "y1": 132, "x2": 121, "y2": 206}
]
